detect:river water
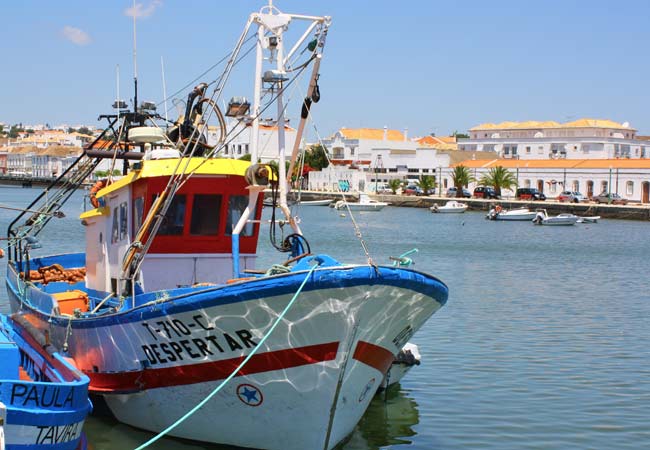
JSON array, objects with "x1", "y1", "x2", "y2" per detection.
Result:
[{"x1": 1, "y1": 186, "x2": 649, "y2": 449}]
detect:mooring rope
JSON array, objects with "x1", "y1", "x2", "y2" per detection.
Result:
[{"x1": 134, "y1": 261, "x2": 319, "y2": 450}]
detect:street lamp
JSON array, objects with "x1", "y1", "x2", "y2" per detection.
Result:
[
  {"x1": 374, "y1": 154, "x2": 383, "y2": 193},
  {"x1": 608, "y1": 166, "x2": 612, "y2": 204}
]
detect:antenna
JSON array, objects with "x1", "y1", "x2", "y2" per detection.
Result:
[
  {"x1": 132, "y1": 0, "x2": 138, "y2": 118},
  {"x1": 116, "y1": 64, "x2": 120, "y2": 122},
  {"x1": 161, "y1": 56, "x2": 168, "y2": 122}
]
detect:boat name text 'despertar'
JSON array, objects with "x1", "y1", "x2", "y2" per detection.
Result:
[{"x1": 140, "y1": 315, "x2": 258, "y2": 366}]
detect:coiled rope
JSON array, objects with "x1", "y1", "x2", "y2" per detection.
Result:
[{"x1": 135, "y1": 261, "x2": 319, "y2": 450}]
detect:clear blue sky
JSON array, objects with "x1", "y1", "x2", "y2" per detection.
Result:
[{"x1": 2, "y1": 0, "x2": 650, "y2": 136}]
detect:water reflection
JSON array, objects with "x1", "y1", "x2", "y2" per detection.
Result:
[{"x1": 341, "y1": 386, "x2": 419, "y2": 449}]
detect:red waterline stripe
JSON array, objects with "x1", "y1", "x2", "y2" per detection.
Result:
[
  {"x1": 352, "y1": 341, "x2": 394, "y2": 375},
  {"x1": 87, "y1": 341, "x2": 339, "y2": 393}
]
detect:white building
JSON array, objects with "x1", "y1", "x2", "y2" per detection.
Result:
[
  {"x1": 452, "y1": 158, "x2": 650, "y2": 203},
  {"x1": 307, "y1": 127, "x2": 484, "y2": 192},
  {"x1": 208, "y1": 122, "x2": 297, "y2": 163},
  {"x1": 458, "y1": 119, "x2": 648, "y2": 160}
]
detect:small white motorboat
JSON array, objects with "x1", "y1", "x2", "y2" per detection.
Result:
[
  {"x1": 576, "y1": 216, "x2": 601, "y2": 223},
  {"x1": 296, "y1": 199, "x2": 333, "y2": 206},
  {"x1": 334, "y1": 193, "x2": 388, "y2": 211},
  {"x1": 486, "y1": 206, "x2": 537, "y2": 221},
  {"x1": 430, "y1": 201, "x2": 468, "y2": 214},
  {"x1": 381, "y1": 343, "x2": 421, "y2": 389},
  {"x1": 532, "y1": 210, "x2": 578, "y2": 226}
]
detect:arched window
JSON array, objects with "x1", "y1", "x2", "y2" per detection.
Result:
[
  {"x1": 524, "y1": 179, "x2": 531, "y2": 188},
  {"x1": 572, "y1": 180, "x2": 579, "y2": 192},
  {"x1": 626, "y1": 181, "x2": 634, "y2": 196},
  {"x1": 601, "y1": 181, "x2": 608, "y2": 193}
]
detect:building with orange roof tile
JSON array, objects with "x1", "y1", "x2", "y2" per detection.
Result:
[{"x1": 459, "y1": 118, "x2": 647, "y2": 160}]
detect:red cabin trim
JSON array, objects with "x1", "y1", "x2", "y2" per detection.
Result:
[{"x1": 131, "y1": 176, "x2": 263, "y2": 254}]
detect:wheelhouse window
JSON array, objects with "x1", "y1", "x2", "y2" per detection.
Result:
[
  {"x1": 119, "y1": 202, "x2": 128, "y2": 240},
  {"x1": 157, "y1": 195, "x2": 187, "y2": 235},
  {"x1": 133, "y1": 197, "x2": 144, "y2": 235},
  {"x1": 111, "y1": 210, "x2": 119, "y2": 243},
  {"x1": 226, "y1": 195, "x2": 255, "y2": 236},
  {"x1": 190, "y1": 194, "x2": 222, "y2": 235}
]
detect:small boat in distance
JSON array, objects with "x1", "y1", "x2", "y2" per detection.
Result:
[
  {"x1": 430, "y1": 201, "x2": 468, "y2": 213},
  {"x1": 0, "y1": 314, "x2": 92, "y2": 450},
  {"x1": 296, "y1": 199, "x2": 333, "y2": 206},
  {"x1": 381, "y1": 343, "x2": 421, "y2": 389},
  {"x1": 577, "y1": 215, "x2": 601, "y2": 223},
  {"x1": 334, "y1": 193, "x2": 388, "y2": 211},
  {"x1": 532, "y1": 210, "x2": 578, "y2": 226},
  {"x1": 486, "y1": 206, "x2": 537, "y2": 221}
]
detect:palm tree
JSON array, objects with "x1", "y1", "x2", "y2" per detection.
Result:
[
  {"x1": 418, "y1": 174, "x2": 436, "y2": 195},
  {"x1": 451, "y1": 165, "x2": 475, "y2": 198},
  {"x1": 479, "y1": 165, "x2": 518, "y2": 197},
  {"x1": 388, "y1": 179, "x2": 402, "y2": 194}
]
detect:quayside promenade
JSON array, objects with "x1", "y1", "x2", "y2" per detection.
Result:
[{"x1": 288, "y1": 190, "x2": 650, "y2": 221}]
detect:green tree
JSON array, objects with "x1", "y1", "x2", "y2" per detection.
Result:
[
  {"x1": 478, "y1": 165, "x2": 518, "y2": 197},
  {"x1": 388, "y1": 179, "x2": 402, "y2": 194},
  {"x1": 418, "y1": 174, "x2": 436, "y2": 195},
  {"x1": 238, "y1": 153, "x2": 252, "y2": 161},
  {"x1": 451, "y1": 130, "x2": 469, "y2": 139},
  {"x1": 303, "y1": 144, "x2": 329, "y2": 171},
  {"x1": 451, "y1": 165, "x2": 475, "y2": 198},
  {"x1": 77, "y1": 127, "x2": 93, "y2": 136},
  {"x1": 9, "y1": 125, "x2": 23, "y2": 139}
]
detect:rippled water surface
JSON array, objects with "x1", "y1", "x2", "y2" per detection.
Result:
[{"x1": 1, "y1": 187, "x2": 649, "y2": 449}]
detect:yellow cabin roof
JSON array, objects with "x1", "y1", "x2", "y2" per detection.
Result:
[
  {"x1": 96, "y1": 157, "x2": 252, "y2": 199},
  {"x1": 453, "y1": 158, "x2": 650, "y2": 170},
  {"x1": 470, "y1": 119, "x2": 633, "y2": 131}
]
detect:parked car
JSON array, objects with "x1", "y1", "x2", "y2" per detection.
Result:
[
  {"x1": 593, "y1": 192, "x2": 628, "y2": 205},
  {"x1": 516, "y1": 187, "x2": 546, "y2": 201},
  {"x1": 446, "y1": 187, "x2": 471, "y2": 198},
  {"x1": 473, "y1": 186, "x2": 499, "y2": 199},
  {"x1": 557, "y1": 191, "x2": 586, "y2": 203},
  {"x1": 403, "y1": 184, "x2": 424, "y2": 196}
]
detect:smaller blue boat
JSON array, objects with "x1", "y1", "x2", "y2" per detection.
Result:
[{"x1": 0, "y1": 314, "x2": 92, "y2": 450}]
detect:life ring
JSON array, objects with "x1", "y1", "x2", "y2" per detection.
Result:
[
  {"x1": 89, "y1": 180, "x2": 107, "y2": 208},
  {"x1": 495, "y1": 205, "x2": 503, "y2": 213}
]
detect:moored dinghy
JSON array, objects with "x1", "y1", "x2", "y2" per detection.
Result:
[
  {"x1": 532, "y1": 210, "x2": 578, "y2": 225},
  {"x1": 0, "y1": 314, "x2": 92, "y2": 450},
  {"x1": 431, "y1": 201, "x2": 468, "y2": 213},
  {"x1": 4, "y1": 4, "x2": 448, "y2": 450}
]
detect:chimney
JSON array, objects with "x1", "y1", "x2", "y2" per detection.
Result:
[
  {"x1": 383, "y1": 125, "x2": 388, "y2": 141},
  {"x1": 404, "y1": 127, "x2": 408, "y2": 142}
]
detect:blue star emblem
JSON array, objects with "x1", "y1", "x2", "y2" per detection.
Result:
[{"x1": 237, "y1": 383, "x2": 264, "y2": 406}]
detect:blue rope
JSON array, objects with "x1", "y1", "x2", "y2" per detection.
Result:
[{"x1": 135, "y1": 261, "x2": 319, "y2": 450}]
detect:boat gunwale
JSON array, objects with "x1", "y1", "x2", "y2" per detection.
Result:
[{"x1": 7, "y1": 255, "x2": 448, "y2": 329}]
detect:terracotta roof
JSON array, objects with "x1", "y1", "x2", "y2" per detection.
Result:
[
  {"x1": 452, "y1": 158, "x2": 650, "y2": 169},
  {"x1": 470, "y1": 119, "x2": 634, "y2": 131},
  {"x1": 338, "y1": 127, "x2": 405, "y2": 141},
  {"x1": 441, "y1": 150, "x2": 498, "y2": 165},
  {"x1": 5, "y1": 145, "x2": 81, "y2": 157}
]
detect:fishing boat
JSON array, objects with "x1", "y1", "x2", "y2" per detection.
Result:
[
  {"x1": 4, "y1": 4, "x2": 447, "y2": 450},
  {"x1": 532, "y1": 210, "x2": 578, "y2": 226},
  {"x1": 0, "y1": 314, "x2": 92, "y2": 450},
  {"x1": 333, "y1": 193, "x2": 388, "y2": 211},
  {"x1": 430, "y1": 201, "x2": 468, "y2": 214},
  {"x1": 486, "y1": 206, "x2": 537, "y2": 221}
]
